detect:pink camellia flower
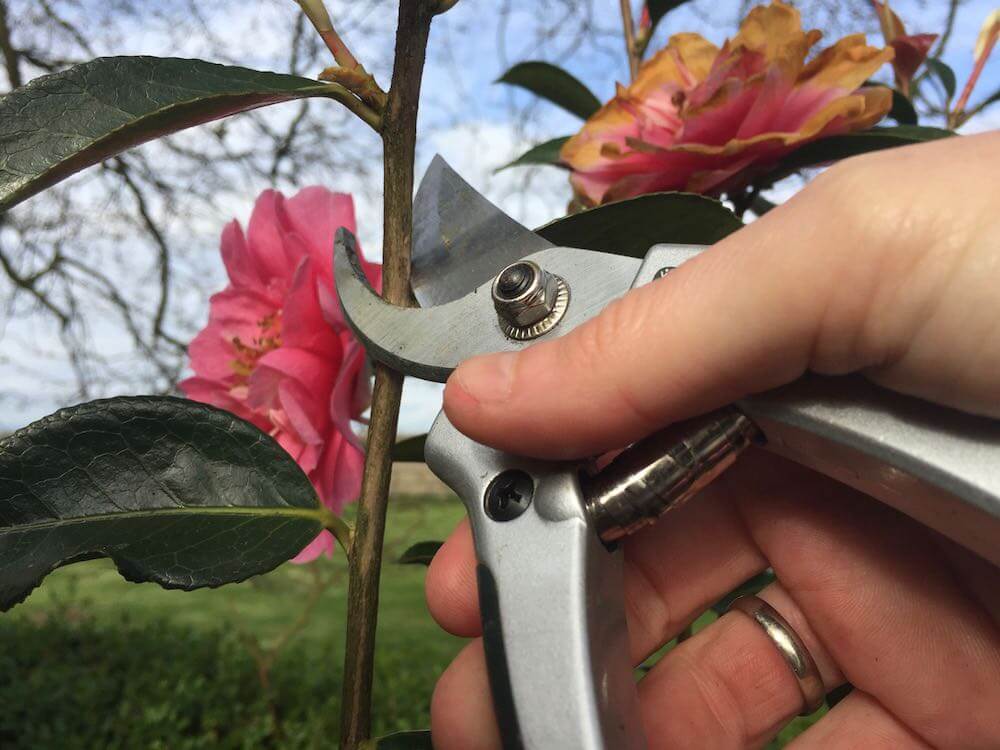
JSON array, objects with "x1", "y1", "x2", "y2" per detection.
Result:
[
  {"x1": 180, "y1": 188, "x2": 381, "y2": 563},
  {"x1": 561, "y1": 1, "x2": 894, "y2": 206}
]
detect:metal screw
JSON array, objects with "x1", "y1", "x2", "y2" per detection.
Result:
[{"x1": 484, "y1": 469, "x2": 534, "y2": 521}]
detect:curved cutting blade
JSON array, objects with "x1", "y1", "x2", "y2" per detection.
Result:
[
  {"x1": 411, "y1": 155, "x2": 554, "y2": 307},
  {"x1": 336, "y1": 227, "x2": 642, "y2": 382}
]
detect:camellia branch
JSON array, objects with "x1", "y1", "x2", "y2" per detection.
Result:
[
  {"x1": 952, "y1": 19, "x2": 998, "y2": 126},
  {"x1": 296, "y1": 0, "x2": 388, "y2": 112},
  {"x1": 338, "y1": 1, "x2": 439, "y2": 747},
  {"x1": 619, "y1": 0, "x2": 640, "y2": 80}
]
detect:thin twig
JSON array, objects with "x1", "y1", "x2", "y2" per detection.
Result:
[
  {"x1": 933, "y1": 0, "x2": 962, "y2": 59},
  {"x1": 297, "y1": 0, "x2": 387, "y2": 110},
  {"x1": 337, "y1": 2, "x2": 438, "y2": 747},
  {"x1": 0, "y1": 0, "x2": 22, "y2": 89},
  {"x1": 619, "y1": 0, "x2": 639, "y2": 81},
  {"x1": 109, "y1": 158, "x2": 173, "y2": 348},
  {"x1": 0, "y1": 245, "x2": 69, "y2": 325},
  {"x1": 952, "y1": 24, "x2": 997, "y2": 126},
  {"x1": 317, "y1": 80, "x2": 383, "y2": 131}
]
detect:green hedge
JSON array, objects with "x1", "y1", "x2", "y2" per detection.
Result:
[{"x1": 0, "y1": 616, "x2": 434, "y2": 750}]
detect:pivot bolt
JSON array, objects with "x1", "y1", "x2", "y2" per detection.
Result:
[
  {"x1": 495, "y1": 262, "x2": 535, "y2": 300},
  {"x1": 484, "y1": 469, "x2": 534, "y2": 522},
  {"x1": 491, "y1": 260, "x2": 570, "y2": 341}
]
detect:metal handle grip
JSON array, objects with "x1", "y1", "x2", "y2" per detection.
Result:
[
  {"x1": 584, "y1": 407, "x2": 759, "y2": 542},
  {"x1": 424, "y1": 414, "x2": 646, "y2": 750}
]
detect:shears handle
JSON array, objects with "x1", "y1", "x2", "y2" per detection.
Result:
[{"x1": 425, "y1": 414, "x2": 645, "y2": 750}]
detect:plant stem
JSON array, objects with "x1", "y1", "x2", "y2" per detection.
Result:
[
  {"x1": 338, "y1": 2, "x2": 436, "y2": 747},
  {"x1": 619, "y1": 0, "x2": 639, "y2": 81},
  {"x1": 952, "y1": 25, "x2": 997, "y2": 127},
  {"x1": 319, "y1": 80, "x2": 383, "y2": 131}
]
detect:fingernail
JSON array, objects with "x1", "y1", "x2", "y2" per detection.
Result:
[{"x1": 453, "y1": 352, "x2": 517, "y2": 404}]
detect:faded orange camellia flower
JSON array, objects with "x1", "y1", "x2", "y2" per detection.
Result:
[{"x1": 561, "y1": 1, "x2": 894, "y2": 206}]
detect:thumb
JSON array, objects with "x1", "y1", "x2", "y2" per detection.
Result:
[{"x1": 443, "y1": 134, "x2": 1000, "y2": 459}]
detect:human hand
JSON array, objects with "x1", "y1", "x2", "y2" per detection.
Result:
[{"x1": 426, "y1": 132, "x2": 1000, "y2": 749}]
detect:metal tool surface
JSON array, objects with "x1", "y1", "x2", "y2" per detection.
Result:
[
  {"x1": 411, "y1": 155, "x2": 553, "y2": 307},
  {"x1": 337, "y1": 158, "x2": 1000, "y2": 750}
]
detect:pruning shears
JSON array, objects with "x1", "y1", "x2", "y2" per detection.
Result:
[{"x1": 334, "y1": 157, "x2": 1000, "y2": 750}]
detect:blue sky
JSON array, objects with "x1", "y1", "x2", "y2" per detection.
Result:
[{"x1": 1, "y1": 0, "x2": 998, "y2": 434}]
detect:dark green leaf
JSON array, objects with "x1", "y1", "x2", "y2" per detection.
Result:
[
  {"x1": 536, "y1": 192, "x2": 743, "y2": 257},
  {"x1": 711, "y1": 570, "x2": 776, "y2": 615},
  {"x1": 979, "y1": 86, "x2": 1000, "y2": 109},
  {"x1": 362, "y1": 730, "x2": 433, "y2": 749},
  {"x1": 0, "y1": 56, "x2": 349, "y2": 213},
  {"x1": 0, "y1": 396, "x2": 327, "y2": 611},
  {"x1": 646, "y1": 0, "x2": 693, "y2": 36},
  {"x1": 765, "y1": 125, "x2": 955, "y2": 182},
  {"x1": 393, "y1": 434, "x2": 426, "y2": 463},
  {"x1": 749, "y1": 194, "x2": 776, "y2": 216},
  {"x1": 889, "y1": 89, "x2": 918, "y2": 125},
  {"x1": 925, "y1": 57, "x2": 957, "y2": 101},
  {"x1": 398, "y1": 541, "x2": 444, "y2": 566},
  {"x1": 496, "y1": 136, "x2": 571, "y2": 172},
  {"x1": 496, "y1": 62, "x2": 601, "y2": 120},
  {"x1": 863, "y1": 80, "x2": 918, "y2": 126}
]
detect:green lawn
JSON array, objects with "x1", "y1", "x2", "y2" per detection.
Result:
[{"x1": 0, "y1": 493, "x2": 818, "y2": 748}]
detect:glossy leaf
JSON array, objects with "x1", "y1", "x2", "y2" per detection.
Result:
[
  {"x1": 0, "y1": 396, "x2": 328, "y2": 611},
  {"x1": 496, "y1": 136, "x2": 571, "y2": 172},
  {"x1": 536, "y1": 192, "x2": 743, "y2": 257},
  {"x1": 398, "y1": 541, "x2": 444, "y2": 566},
  {"x1": 889, "y1": 89, "x2": 918, "y2": 125},
  {"x1": 925, "y1": 57, "x2": 957, "y2": 101},
  {"x1": 361, "y1": 731, "x2": 433, "y2": 749},
  {"x1": 496, "y1": 62, "x2": 601, "y2": 120},
  {"x1": 764, "y1": 125, "x2": 955, "y2": 182},
  {"x1": 392, "y1": 434, "x2": 427, "y2": 463},
  {"x1": 979, "y1": 86, "x2": 1000, "y2": 110},
  {"x1": 645, "y1": 0, "x2": 693, "y2": 37},
  {"x1": 0, "y1": 56, "x2": 350, "y2": 213}
]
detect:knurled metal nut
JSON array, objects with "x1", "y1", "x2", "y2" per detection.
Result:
[
  {"x1": 492, "y1": 260, "x2": 571, "y2": 340},
  {"x1": 508, "y1": 272, "x2": 558, "y2": 327},
  {"x1": 498, "y1": 276, "x2": 570, "y2": 341}
]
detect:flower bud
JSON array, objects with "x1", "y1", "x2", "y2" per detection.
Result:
[
  {"x1": 294, "y1": 0, "x2": 333, "y2": 32},
  {"x1": 974, "y1": 10, "x2": 999, "y2": 61}
]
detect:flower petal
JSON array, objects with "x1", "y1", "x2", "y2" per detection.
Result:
[
  {"x1": 800, "y1": 34, "x2": 895, "y2": 92},
  {"x1": 289, "y1": 531, "x2": 337, "y2": 564},
  {"x1": 220, "y1": 220, "x2": 267, "y2": 292},
  {"x1": 246, "y1": 190, "x2": 299, "y2": 290},
  {"x1": 284, "y1": 187, "x2": 358, "y2": 281},
  {"x1": 314, "y1": 431, "x2": 364, "y2": 513},
  {"x1": 247, "y1": 346, "x2": 339, "y2": 416},
  {"x1": 282, "y1": 258, "x2": 343, "y2": 354}
]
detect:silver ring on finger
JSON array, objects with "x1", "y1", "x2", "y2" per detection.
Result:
[{"x1": 727, "y1": 594, "x2": 825, "y2": 715}]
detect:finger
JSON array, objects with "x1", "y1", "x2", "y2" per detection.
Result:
[
  {"x1": 444, "y1": 132, "x2": 1000, "y2": 458},
  {"x1": 426, "y1": 451, "x2": 777, "y2": 653},
  {"x1": 933, "y1": 534, "x2": 1000, "y2": 622},
  {"x1": 431, "y1": 639, "x2": 501, "y2": 750},
  {"x1": 735, "y1": 461, "x2": 1000, "y2": 748},
  {"x1": 787, "y1": 691, "x2": 931, "y2": 749},
  {"x1": 426, "y1": 518, "x2": 480, "y2": 637},
  {"x1": 636, "y1": 580, "x2": 841, "y2": 750}
]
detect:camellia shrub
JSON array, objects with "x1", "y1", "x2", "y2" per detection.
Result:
[{"x1": 0, "y1": 0, "x2": 996, "y2": 746}]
